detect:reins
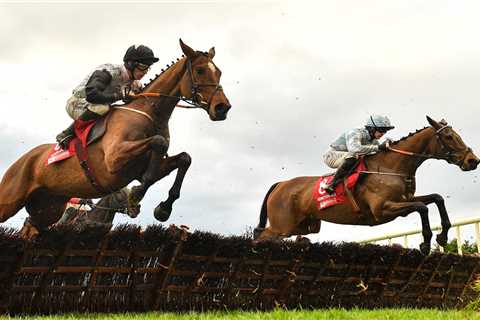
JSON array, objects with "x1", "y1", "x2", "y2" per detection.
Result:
[
  {"x1": 131, "y1": 92, "x2": 203, "y2": 109},
  {"x1": 385, "y1": 124, "x2": 471, "y2": 165},
  {"x1": 361, "y1": 124, "x2": 470, "y2": 179},
  {"x1": 113, "y1": 93, "x2": 200, "y2": 124}
]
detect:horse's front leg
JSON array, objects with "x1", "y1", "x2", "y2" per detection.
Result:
[
  {"x1": 128, "y1": 135, "x2": 169, "y2": 206},
  {"x1": 153, "y1": 152, "x2": 192, "y2": 222},
  {"x1": 378, "y1": 200, "x2": 432, "y2": 255},
  {"x1": 129, "y1": 151, "x2": 192, "y2": 222},
  {"x1": 411, "y1": 194, "x2": 450, "y2": 248}
]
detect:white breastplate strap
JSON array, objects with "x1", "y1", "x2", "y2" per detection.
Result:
[{"x1": 113, "y1": 106, "x2": 154, "y2": 123}]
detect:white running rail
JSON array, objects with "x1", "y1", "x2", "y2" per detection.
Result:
[{"x1": 358, "y1": 217, "x2": 480, "y2": 255}]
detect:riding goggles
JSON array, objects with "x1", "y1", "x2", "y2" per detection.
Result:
[{"x1": 136, "y1": 63, "x2": 151, "y2": 71}]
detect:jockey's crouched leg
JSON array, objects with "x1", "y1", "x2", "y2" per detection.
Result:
[
  {"x1": 56, "y1": 101, "x2": 108, "y2": 150},
  {"x1": 323, "y1": 157, "x2": 357, "y2": 194}
]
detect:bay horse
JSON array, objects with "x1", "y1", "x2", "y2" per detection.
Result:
[
  {"x1": 0, "y1": 39, "x2": 231, "y2": 237},
  {"x1": 254, "y1": 116, "x2": 479, "y2": 254}
]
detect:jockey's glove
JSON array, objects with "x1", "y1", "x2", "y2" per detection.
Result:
[
  {"x1": 120, "y1": 88, "x2": 135, "y2": 103},
  {"x1": 378, "y1": 141, "x2": 389, "y2": 151}
]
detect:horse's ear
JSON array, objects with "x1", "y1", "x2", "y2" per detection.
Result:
[
  {"x1": 179, "y1": 39, "x2": 196, "y2": 59},
  {"x1": 426, "y1": 115, "x2": 441, "y2": 129},
  {"x1": 439, "y1": 118, "x2": 448, "y2": 126},
  {"x1": 208, "y1": 47, "x2": 215, "y2": 59}
]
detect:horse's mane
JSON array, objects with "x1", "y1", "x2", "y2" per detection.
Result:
[
  {"x1": 142, "y1": 51, "x2": 210, "y2": 91},
  {"x1": 390, "y1": 126, "x2": 430, "y2": 146}
]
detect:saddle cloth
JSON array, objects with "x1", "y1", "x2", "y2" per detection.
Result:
[
  {"x1": 312, "y1": 159, "x2": 367, "y2": 210},
  {"x1": 45, "y1": 117, "x2": 107, "y2": 166}
]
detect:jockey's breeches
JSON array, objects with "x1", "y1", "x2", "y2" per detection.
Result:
[
  {"x1": 323, "y1": 148, "x2": 358, "y2": 169},
  {"x1": 66, "y1": 96, "x2": 110, "y2": 120}
]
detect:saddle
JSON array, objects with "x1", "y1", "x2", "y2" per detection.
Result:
[
  {"x1": 46, "y1": 116, "x2": 108, "y2": 166},
  {"x1": 312, "y1": 158, "x2": 366, "y2": 212}
]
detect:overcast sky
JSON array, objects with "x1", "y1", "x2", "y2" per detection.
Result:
[{"x1": 1, "y1": 1, "x2": 480, "y2": 245}]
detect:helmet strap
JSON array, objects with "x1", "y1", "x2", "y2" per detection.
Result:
[
  {"x1": 366, "y1": 127, "x2": 376, "y2": 139},
  {"x1": 125, "y1": 61, "x2": 137, "y2": 80}
]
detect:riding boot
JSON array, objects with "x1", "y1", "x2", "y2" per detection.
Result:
[
  {"x1": 56, "y1": 122, "x2": 75, "y2": 150},
  {"x1": 56, "y1": 109, "x2": 101, "y2": 150},
  {"x1": 323, "y1": 157, "x2": 358, "y2": 194}
]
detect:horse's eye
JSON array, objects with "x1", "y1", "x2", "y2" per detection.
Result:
[
  {"x1": 196, "y1": 68, "x2": 205, "y2": 75},
  {"x1": 445, "y1": 134, "x2": 454, "y2": 140}
]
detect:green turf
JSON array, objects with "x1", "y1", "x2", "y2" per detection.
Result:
[{"x1": 4, "y1": 309, "x2": 480, "y2": 320}]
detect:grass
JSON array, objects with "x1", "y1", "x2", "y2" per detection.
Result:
[{"x1": 3, "y1": 309, "x2": 480, "y2": 320}]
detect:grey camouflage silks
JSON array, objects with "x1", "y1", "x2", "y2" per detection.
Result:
[
  {"x1": 72, "y1": 63, "x2": 142, "y2": 100},
  {"x1": 330, "y1": 127, "x2": 379, "y2": 154}
]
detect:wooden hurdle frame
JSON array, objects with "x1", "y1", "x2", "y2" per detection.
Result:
[{"x1": 359, "y1": 217, "x2": 480, "y2": 255}]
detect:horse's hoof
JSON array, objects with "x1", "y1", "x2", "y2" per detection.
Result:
[
  {"x1": 20, "y1": 226, "x2": 40, "y2": 240},
  {"x1": 127, "y1": 204, "x2": 141, "y2": 218},
  {"x1": 419, "y1": 242, "x2": 431, "y2": 255},
  {"x1": 128, "y1": 186, "x2": 143, "y2": 207},
  {"x1": 436, "y1": 234, "x2": 448, "y2": 247},
  {"x1": 295, "y1": 236, "x2": 311, "y2": 245},
  {"x1": 154, "y1": 202, "x2": 171, "y2": 222}
]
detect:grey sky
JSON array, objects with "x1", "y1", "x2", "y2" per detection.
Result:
[{"x1": 1, "y1": 1, "x2": 479, "y2": 244}]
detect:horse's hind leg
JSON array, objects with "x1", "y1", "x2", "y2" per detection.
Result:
[
  {"x1": 0, "y1": 158, "x2": 39, "y2": 223},
  {"x1": 253, "y1": 227, "x2": 286, "y2": 243},
  {"x1": 380, "y1": 200, "x2": 432, "y2": 254},
  {"x1": 21, "y1": 189, "x2": 68, "y2": 238},
  {"x1": 0, "y1": 200, "x2": 25, "y2": 224}
]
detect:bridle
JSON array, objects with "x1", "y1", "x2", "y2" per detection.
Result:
[
  {"x1": 122, "y1": 56, "x2": 224, "y2": 120},
  {"x1": 362, "y1": 124, "x2": 471, "y2": 180},
  {"x1": 183, "y1": 57, "x2": 224, "y2": 110},
  {"x1": 115, "y1": 56, "x2": 223, "y2": 123},
  {"x1": 386, "y1": 125, "x2": 471, "y2": 166}
]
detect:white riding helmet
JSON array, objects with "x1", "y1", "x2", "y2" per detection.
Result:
[{"x1": 365, "y1": 115, "x2": 395, "y2": 131}]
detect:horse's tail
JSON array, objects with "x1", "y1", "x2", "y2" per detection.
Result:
[{"x1": 253, "y1": 182, "x2": 280, "y2": 239}]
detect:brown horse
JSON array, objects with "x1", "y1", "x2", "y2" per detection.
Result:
[
  {"x1": 254, "y1": 116, "x2": 479, "y2": 254},
  {"x1": 0, "y1": 39, "x2": 231, "y2": 237}
]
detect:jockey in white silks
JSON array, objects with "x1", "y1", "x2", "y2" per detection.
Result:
[{"x1": 322, "y1": 115, "x2": 395, "y2": 194}]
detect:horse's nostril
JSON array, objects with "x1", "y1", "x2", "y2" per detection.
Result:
[
  {"x1": 215, "y1": 103, "x2": 231, "y2": 115},
  {"x1": 469, "y1": 158, "x2": 480, "y2": 169}
]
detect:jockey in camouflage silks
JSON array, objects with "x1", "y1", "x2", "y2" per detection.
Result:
[
  {"x1": 56, "y1": 45, "x2": 159, "y2": 149},
  {"x1": 322, "y1": 115, "x2": 395, "y2": 194}
]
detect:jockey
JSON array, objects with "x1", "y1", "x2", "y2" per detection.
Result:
[
  {"x1": 322, "y1": 115, "x2": 395, "y2": 194},
  {"x1": 55, "y1": 45, "x2": 159, "y2": 149}
]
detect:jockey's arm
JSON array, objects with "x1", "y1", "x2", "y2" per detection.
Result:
[
  {"x1": 85, "y1": 70, "x2": 122, "y2": 104},
  {"x1": 346, "y1": 130, "x2": 379, "y2": 154}
]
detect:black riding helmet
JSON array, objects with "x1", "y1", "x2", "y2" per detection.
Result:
[{"x1": 123, "y1": 45, "x2": 159, "y2": 71}]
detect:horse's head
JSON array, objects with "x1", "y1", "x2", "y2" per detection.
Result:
[
  {"x1": 178, "y1": 39, "x2": 231, "y2": 121},
  {"x1": 426, "y1": 116, "x2": 480, "y2": 171}
]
